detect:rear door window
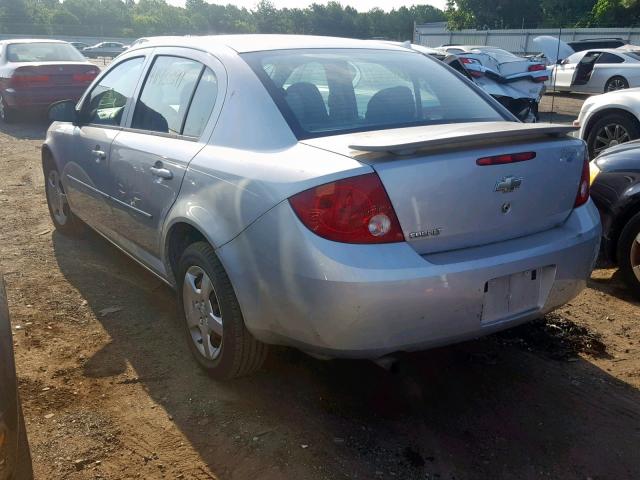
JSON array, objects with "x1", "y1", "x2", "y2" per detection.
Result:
[
  {"x1": 131, "y1": 56, "x2": 203, "y2": 134},
  {"x1": 84, "y1": 57, "x2": 145, "y2": 126},
  {"x1": 182, "y1": 67, "x2": 218, "y2": 137}
]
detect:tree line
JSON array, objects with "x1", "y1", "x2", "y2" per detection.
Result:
[
  {"x1": 2, "y1": 0, "x2": 639, "y2": 40},
  {"x1": 446, "y1": 0, "x2": 640, "y2": 29},
  {"x1": 0, "y1": 0, "x2": 445, "y2": 39}
]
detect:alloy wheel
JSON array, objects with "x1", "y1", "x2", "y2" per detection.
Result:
[
  {"x1": 630, "y1": 233, "x2": 640, "y2": 283},
  {"x1": 46, "y1": 170, "x2": 69, "y2": 225},
  {"x1": 607, "y1": 78, "x2": 627, "y2": 92},
  {"x1": 182, "y1": 265, "x2": 223, "y2": 360},
  {"x1": 593, "y1": 123, "x2": 630, "y2": 155}
]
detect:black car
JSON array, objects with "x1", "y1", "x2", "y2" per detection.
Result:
[
  {"x1": 568, "y1": 38, "x2": 627, "y2": 52},
  {"x1": 590, "y1": 140, "x2": 640, "y2": 295},
  {"x1": 0, "y1": 277, "x2": 33, "y2": 480}
]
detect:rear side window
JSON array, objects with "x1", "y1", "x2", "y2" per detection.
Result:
[
  {"x1": 243, "y1": 49, "x2": 504, "y2": 139},
  {"x1": 84, "y1": 57, "x2": 144, "y2": 126},
  {"x1": 597, "y1": 53, "x2": 624, "y2": 64},
  {"x1": 182, "y1": 68, "x2": 218, "y2": 137},
  {"x1": 132, "y1": 56, "x2": 203, "y2": 134}
]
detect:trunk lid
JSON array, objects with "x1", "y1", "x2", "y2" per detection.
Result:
[
  {"x1": 12, "y1": 62, "x2": 99, "y2": 87},
  {"x1": 303, "y1": 122, "x2": 585, "y2": 255}
]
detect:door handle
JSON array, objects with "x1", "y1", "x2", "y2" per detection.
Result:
[
  {"x1": 150, "y1": 166, "x2": 173, "y2": 179},
  {"x1": 91, "y1": 146, "x2": 106, "y2": 162}
]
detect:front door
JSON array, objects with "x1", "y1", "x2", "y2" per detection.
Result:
[
  {"x1": 107, "y1": 52, "x2": 221, "y2": 269},
  {"x1": 63, "y1": 56, "x2": 146, "y2": 234}
]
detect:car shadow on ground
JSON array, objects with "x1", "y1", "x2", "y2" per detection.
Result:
[
  {"x1": 0, "y1": 115, "x2": 49, "y2": 140},
  {"x1": 52, "y1": 229, "x2": 640, "y2": 480}
]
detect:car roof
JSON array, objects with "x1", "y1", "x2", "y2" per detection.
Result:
[
  {"x1": 127, "y1": 34, "x2": 411, "y2": 54},
  {"x1": 0, "y1": 38, "x2": 68, "y2": 46}
]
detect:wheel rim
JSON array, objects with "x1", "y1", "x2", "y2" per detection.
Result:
[
  {"x1": 630, "y1": 233, "x2": 640, "y2": 283},
  {"x1": 46, "y1": 170, "x2": 69, "y2": 225},
  {"x1": 593, "y1": 123, "x2": 631, "y2": 155},
  {"x1": 182, "y1": 266, "x2": 223, "y2": 360},
  {"x1": 607, "y1": 78, "x2": 627, "y2": 92}
]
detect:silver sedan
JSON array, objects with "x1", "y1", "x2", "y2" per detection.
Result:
[{"x1": 43, "y1": 35, "x2": 601, "y2": 378}]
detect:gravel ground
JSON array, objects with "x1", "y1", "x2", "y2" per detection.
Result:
[{"x1": 1, "y1": 93, "x2": 640, "y2": 480}]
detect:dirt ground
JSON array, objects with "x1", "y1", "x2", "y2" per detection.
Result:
[{"x1": 1, "y1": 94, "x2": 640, "y2": 480}]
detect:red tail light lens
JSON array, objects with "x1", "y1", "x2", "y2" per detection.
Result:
[
  {"x1": 476, "y1": 151, "x2": 536, "y2": 166},
  {"x1": 73, "y1": 70, "x2": 98, "y2": 83},
  {"x1": 289, "y1": 173, "x2": 404, "y2": 244},
  {"x1": 10, "y1": 74, "x2": 50, "y2": 87},
  {"x1": 533, "y1": 75, "x2": 549, "y2": 83},
  {"x1": 574, "y1": 154, "x2": 590, "y2": 208},
  {"x1": 528, "y1": 64, "x2": 546, "y2": 72}
]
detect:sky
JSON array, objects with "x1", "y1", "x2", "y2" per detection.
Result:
[{"x1": 165, "y1": 0, "x2": 449, "y2": 12}]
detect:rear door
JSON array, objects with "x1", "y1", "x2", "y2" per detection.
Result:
[
  {"x1": 106, "y1": 48, "x2": 224, "y2": 267},
  {"x1": 63, "y1": 56, "x2": 146, "y2": 233}
]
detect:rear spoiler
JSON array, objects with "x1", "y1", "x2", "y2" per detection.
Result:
[{"x1": 348, "y1": 124, "x2": 576, "y2": 155}]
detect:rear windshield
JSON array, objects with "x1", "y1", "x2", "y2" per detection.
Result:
[
  {"x1": 243, "y1": 49, "x2": 505, "y2": 139},
  {"x1": 6, "y1": 42, "x2": 85, "y2": 62}
]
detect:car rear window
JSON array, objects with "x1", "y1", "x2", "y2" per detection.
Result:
[
  {"x1": 243, "y1": 49, "x2": 505, "y2": 139},
  {"x1": 6, "y1": 42, "x2": 86, "y2": 62}
]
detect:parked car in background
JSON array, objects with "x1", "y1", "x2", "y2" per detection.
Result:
[
  {"x1": 0, "y1": 39, "x2": 100, "y2": 123},
  {"x1": 590, "y1": 141, "x2": 640, "y2": 296},
  {"x1": 550, "y1": 48, "x2": 640, "y2": 93},
  {"x1": 574, "y1": 88, "x2": 640, "y2": 158},
  {"x1": 82, "y1": 42, "x2": 127, "y2": 58},
  {"x1": 437, "y1": 45, "x2": 548, "y2": 122},
  {"x1": 0, "y1": 276, "x2": 33, "y2": 480},
  {"x1": 69, "y1": 41, "x2": 89, "y2": 52},
  {"x1": 44, "y1": 35, "x2": 600, "y2": 379}
]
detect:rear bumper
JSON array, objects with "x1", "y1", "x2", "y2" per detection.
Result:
[
  {"x1": 3, "y1": 86, "x2": 85, "y2": 108},
  {"x1": 218, "y1": 200, "x2": 601, "y2": 359}
]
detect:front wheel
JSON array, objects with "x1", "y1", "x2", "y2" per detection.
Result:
[
  {"x1": 177, "y1": 242, "x2": 268, "y2": 379},
  {"x1": 605, "y1": 76, "x2": 629, "y2": 92},
  {"x1": 586, "y1": 113, "x2": 640, "y2": 159}
]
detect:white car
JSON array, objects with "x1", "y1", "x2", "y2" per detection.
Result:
[
  {"x1": 574, "y1": 87, "x2": 640, "y2": 157},
  {"x1": 437, "y1": 45, "x2": 547, "y2": 122},
  {"x1": 551, "y1": 48, "x2": 640, "y2": 93}
]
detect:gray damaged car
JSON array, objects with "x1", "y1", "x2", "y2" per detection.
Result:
[{"x1": 43, "y1": 35, "x2": 601, "y2": 378}]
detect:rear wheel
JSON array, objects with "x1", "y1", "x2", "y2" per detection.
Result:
[
  {"x1": 617, "y1": 212, "x2": 640, "y2": 298},
  {"x1": 177, "y1": 241, "x2": 267, "y2": 379},
  {"x1": 605, "y1": 76, "x2": 629, "y2": 92},
  {"x1": 43, "y1": 159, "x2": 84, "y2": 235},
  {"x1": 586, "y1": 112, "x2": 640, "y2": 158},
  {"x1": 0, "y1": 93, "x2": 16, "y2": 123}
]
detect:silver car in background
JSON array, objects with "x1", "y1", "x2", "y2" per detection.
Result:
[{"x1": 43, "y1": 35, "x2": 600, "y2": 378}]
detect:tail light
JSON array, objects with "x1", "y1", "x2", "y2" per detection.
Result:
[
  {"x1": 10, "y1": 73, "x2": 50, "y2": 87},
  {"x1": 477, "y1": 151, "x2": 536, "y2": 166},
  {"x1": 533, "y1": 75, "x2": 549, "y2": 83},
  {"x1": 461, "y1": 57, "x2": 484, "y2": 78},
  {"x1": 73, "y1": 70, "x2": 98, "y2": 83},
  {"x1": 289, "y1": 173, "x2": 404, "y2": 244},
  {"x1": 574, "y1": 154, "x2": 590, "y2": 207},
  {"x1": 528, "y1": 64, "x2": 546, "y2": 72}
]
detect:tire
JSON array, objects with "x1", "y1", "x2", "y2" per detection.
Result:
[
  {"x1": 0, "y1": 93, "x2": 16, "y2": 123},
  {"x1": 43, "y1": 157, "x2": 84, "y2": 235},
  {"x1": 586, "y1": 112, "x2": 640, "y2": 159},
  {"x1": 177, "y1": 241, "x2": 267, "y2": 379},
  {"x1": 605, "y1": 76, "x2": 629, "y2": 93},
  {"x1": 14, "y1": 404, "x2": 34, "y2": 480},
  {"x1": 616, "y1": 211, "x2": 640, "y2": 298}
]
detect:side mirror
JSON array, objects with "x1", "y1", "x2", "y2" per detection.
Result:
[{"x1": 48, "y1": 100, "x2": 79, "y2": 124}]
